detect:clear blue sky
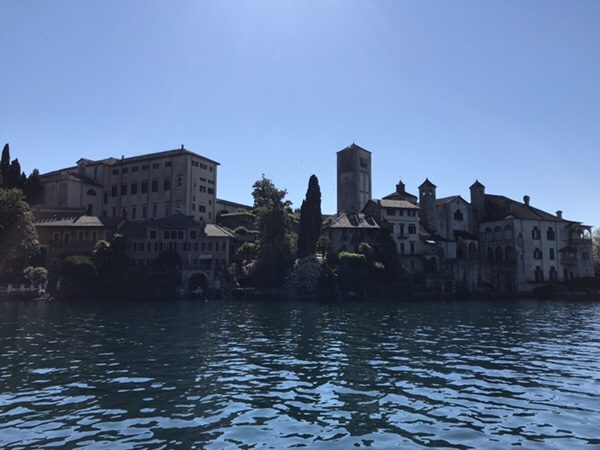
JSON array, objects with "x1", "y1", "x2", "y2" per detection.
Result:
[{"x1": 1, "y1": 0, "x2": 599, "y2": 227}]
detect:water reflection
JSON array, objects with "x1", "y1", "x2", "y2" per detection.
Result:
[{"x1": 1, "y1": 299, "x2": 599, "y2": 449}]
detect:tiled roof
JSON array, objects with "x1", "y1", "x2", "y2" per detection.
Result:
[
  {"x1": 482, "y1": 194, "x2": 564, "y2": 223},
  {"x1": 337, "y1": 143, "x2": 371, "y2": 154},
  {"x1": 324, "y1": 212, "x2": 380, "y2": 229},
  {"x1": 377, "y1": 199, "x2": 420, "y2": 209},
  {"x1": 436, "y1": 195, "x2": 464, "y2": 206},
  {"x1": 204, "y1": 224, "x2": 235, "y2": 238},
  {"x1": 34, "y1": 214, "x2": 118, "y2": 228}
]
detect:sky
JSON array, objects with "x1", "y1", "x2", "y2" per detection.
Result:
[{"x1": 1, "y1": 0, "x2": 599, "y2": 227}]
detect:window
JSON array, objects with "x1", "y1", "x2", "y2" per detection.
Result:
[
  {"x1": 78, "y1": 231, "x2": 84, "y2": 241},
  {"x1": 152, "y1": 163, "x2": 159, "y2": 169},
  {"x1": 112, "y1": 207, "x2": 117, "y2": 217},
  {"x1": 177, "y1": 231, "x2": 184, "y2": 240},
  {"x1": 150, "y1": 230, "x2": 157, "y2": 239},
  {"x1": 86, "y1": 189, "x2": 96, "y2": 196},
  {"x1": 583, "y1": 252, "x2": 590, "y2": 260},
  {"x1": 199, "y1": 185, "x2": 206, "y2": 193},
  {"x1": 199, "y1": 205, "x2": 206, "y2": 212},
  {"x1": 207, "y1": 242, "x2": 212, "y2": 251},
  {"x1": 504, "y1": 225, "x2": 513, "y2": 240},
  {"x1": 453, "y1": 209, "x2": 464, "y2": 221},
  {"x1": 91, "y1": 231, "x2": 97, "y2": 243},
  {"x1": 386, "y1": 208, "x2": 396, "y2": 216},
  {"x1": 409, "y1": 241, "x2": 415, "y2": 255},
  {"x1": 111, "y1": 185, "x2": 118, "y2": 197},
  {"x1": 408, "y1": 224, "x2": 416, "y2": 234},
  {"x1": 200, "y1": 163, "x2": 207, "y2": 170},
  {"x1": 176, "y1": 177, "x2": 183, "y2": 188},
  {"x1": 549, "y1": 248, "x2": 555, "y2": 260},
  {"x1": 190, "y1": 230, "x2": 197, "y2": 239},
  {"x1": 495, "y1": 246, "x2": 504, "y2": 261},
  {"x1": 532, "y1": 226, "x2": 541, "y2": 240},
  {"x1": 164, "y1": 231, "x2": 169, "y2": 239},
  {"x1": 103, "y1": 193, "x2": 108, "y2": 204},
  {"x1": 208, "y1": 179, "x2": 214, "y2": 184},
  {"x1": 192, "y1": 204, "x2": 196, "y2": 211},
  {"x1": 122, "y1": 168, "x2": 129, "y2": 174},
  {"x1": 222, "y1": 242, "x2": 226, "y2": 251},
  {"x1": 152, "y1": 204, "x2": 157, "y2": 218},
  {"x1": 549, "y1": 266, "x2": 557, "y2": 281},
  {"x1": 533, "y1": 248, "x2": 542, "y2": 260},
  {"x1": 547, "y1": 227, "x2": 555, "y2": 240},
  {"x1": 484, "y1": 227, "x2": 493, "y2": 241},
  {"x1": 399, "y1": 224, "x2": 405, "y2": 235},
  {"x1": 165, "y1": 202, "x2": 171, "y2": 216},
  {"x1": 132, "y1": 166, "x2": 139, "y2": 173},
  {"x1": 408, "y1": 210, "x2": 415, "y2": 217},
  {"x1": 505, "y1": 246, "x2": 513, "y2": 260},
  {"x1": 112, "y1": 169, "x2": 119, "y2": 175},
  {"x1": 121, "y1": 184, "x2": 127, "y2": 195},
  {"x1": 207, "y1": 188, "x2": 214, "y2": 194},
  {"x1": 151, "y1": 180, "x2": 158, "y2": 192},
  {"x1": 131, "y1": 207, "x2": 136, "y2": 220},
  {"x1": 131, "y1": 183, "x2": 138, "y2": 195},
  {"x1": 165, "y1": 161, "x2": 172, "y2": 167},
  {"x1": 534, "y1": 266, "x2": 544, "y2": 282},
  {"x1": 142, "y1": 165, "x2": 149, "y2": 171},
  {"x1": 209, "y1": 166, "x2": 213, "y2": 172},
  {"x1": 400, "y1": 242, "x2": 405, "y2": 255},
  {"x1": 494, "y1": 226, "x2": 502, "y2": 240},
  {"x1": 53, "y1": 232, "x2": 59, "y2": 241},
  {"x1": 487, "y1": 247, "x2": 494, "y2": 261},
  {"x1": 141, "y1": 181, "x2": 148, "y2": 193},
  {"x1": 164, "y1": 179, "x2": 171, "y2": 191},
  {"x1": 398, "y1": 210, "x2": 404, "y2": 216},
  {"x1": 142, "y1": 206, "x2": 147, "y2": 219}
]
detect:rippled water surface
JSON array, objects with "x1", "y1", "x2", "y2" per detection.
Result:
[{"x1": 1, "y1": 299, "x2": 600, "y2": 449}]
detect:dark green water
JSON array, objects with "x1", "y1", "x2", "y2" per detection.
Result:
[{"x1": 0, "y1": 298, "x2": 599, "y2": 449}]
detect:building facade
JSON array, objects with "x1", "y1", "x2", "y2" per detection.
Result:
[
  {"x1": 337, "y1": 143, "x2": 372, "y2": 213},
  {"x1": 40, "y1": 147, "x2": 219, "y2": 223}
]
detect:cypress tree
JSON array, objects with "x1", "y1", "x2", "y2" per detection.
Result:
[
  {"x1": 297, "y1": 175, "x2": 322, "y2": 259},
  {"x1": 7, "y1": 158, "x2": 21, "y2": 189},
  {"x1": 24, "y1": 169, "x2": 44, "y2": 204},
  {"x1": 0, "y1": 144, "x2": 10, "y2": 187}
]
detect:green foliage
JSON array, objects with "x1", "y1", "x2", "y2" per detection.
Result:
[
  {"x1": 337, "y1": 252, "x2": 369, "y2": 296},
  {"x1": 24, "y1": 169, "x2": 44, "y2": 204},
  {"x1": 316, "y1": 234, "x2": 330, "y2": 255},
  {"x1": 23, "y1": 266, "x2": 48, "y2": 286},
  {"x1": 217, "y1": 211, "x2": 257, "y2": 230},
  {"x1": 287, "y1": 255, "x2": 322, "y2": 298},
  {"x1": 61, "y1": 255, "x2": 97, "y2": 288},
  {"x1": 236, "y1": 241, "x2": 257, "y2": 263},
  {"x1": 234, "y1": 226, "x2": 249, "y2": 235},
  {"x1": 0, "y1": 188, "x2": 39, "y2": 275},
  {"x1": 0, "y1": 144, "x2": 10, "y2": 188},
  {"x1": 251, "y1": 176, "x2": 295, "y2": 288},
  {"x1": 358, "y1": 242, "x2": 373, "y2": 259},
  {"x1": 297, "y1": 175, "x2": 322, "y2": 259},
  {"x1": 316, "y1": 261, "x2": 339, "y2": 301}
]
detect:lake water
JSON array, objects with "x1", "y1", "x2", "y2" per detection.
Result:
[{"x1": 0, "y1": 298, "x2": 599, "y2": 449}]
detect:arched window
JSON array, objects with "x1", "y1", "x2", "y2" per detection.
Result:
[
  {"x1": 505, "y1": 246, "x2": 513, "y2": 260},
  {"x1": 494, "y1": 226, "x2": 502, "y2": 241},
  {"x1": 484, "y1": 228, "x2": 493, "y2": 241},
  {"x1": 163, "y1": 231, "x2": 169, "y2": 240},
  {"x1": 453, "y1": 209, "x2": 464, "y2": 221},
  {"x1": 495, "y1": 246, "x2": 504, "y2": 261},
  {"x1": 457, "y1": 245, "x2": 464, "y2": 259},
  {"x1": 468, "y1": 242, "x2": 477, "y2": 258},
  {"x1": 177, "y1": 231, "x2": 184, "y2": 240},
  {"x1": 86, "y1": 204, "x2": 93, "y2": 216},
  {"x1": 504, "y1": 225, "x2": 513, "y2": 240},
  {"x1": 487, "y1": 247, "x2": 494, "y2": 261},
  {"x1": 170, "y1": 231, "x2": 177, "y2": 239},
  {"x1": 86, "y1": 189, "x2": 97, "y2": 196}
]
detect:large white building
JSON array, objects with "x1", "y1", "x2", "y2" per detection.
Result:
[{"x1": 40, "y1": 146, "x2": 219, "y2": 223}]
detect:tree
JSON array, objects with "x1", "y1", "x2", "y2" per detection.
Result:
[
  {"x1": 287, "y1": 255, "x2": 322, "y2": 298},
  {"x1": 297, "y1": 175, "x2": 322, "y2": 259},
  {"x1": 24, "y1": 169, "x2": 44, "y2": 204},
  {"x1": 593, "y1": 229, "x2": 600, "y2": 277},
  {"x1": 337, "y1": 252, "x2": 369, "y2": 297},
  {"x1": 23, "y1": 266, "x2": 48, "y2": 286},
  {"x1": 0, "y1": 189, "x2": 39, "y2": 275},
  {"x1": 251, "y1": 176, "x2": 294, "y2": 288},
  {"x1": 0, "y1": 144, "x2": 9, "y2": 187},
  {"x1": 6, "y1": 159, "x2": 22, "y2": 189}
]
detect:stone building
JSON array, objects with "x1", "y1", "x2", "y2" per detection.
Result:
[
  {"x1": 337, "y1": 143, "x2": 372, "y2": 213},
  {"x1": 40, "y1": 146, "x2": 219, "y2": 223},
  {"x1": 121, "y1": 213, "x2": 236, "y2": 291},
  {"x1": 322, "y1": 212, "x2": 382, "y2": 256}
]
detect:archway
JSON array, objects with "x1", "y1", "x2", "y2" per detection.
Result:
[{"x1": 188, "y1": 272, "x2": 208, "y2": 298}]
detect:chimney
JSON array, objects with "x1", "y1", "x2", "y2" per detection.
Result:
[
  {"x1": 181, "y1": 144, "x2": 185, "y2": 149},
  {"x1": 556, "y1": 210, "x2": 563, "y2": 219},
  {"x1": 523, "y1": 195, "x2": 530, "y2": 206},
  {"x1": 121, "y1": 155, "x2": 124, "y2": 160}
]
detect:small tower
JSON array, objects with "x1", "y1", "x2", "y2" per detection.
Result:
[
  {"x1": 419, "y1": 178, "x2": 437, "y2": 233},
  {"x1": 470, "y1": 180, "x2": 485, "y2": 236},
  {"x1": 337, "y1": 143, "x2": 372, "y2": 213}
]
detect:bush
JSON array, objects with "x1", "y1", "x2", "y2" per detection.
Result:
[
  {"x1": 61, "y1": 255, "x2": 97, "y2": 288},
  {"x1": 337, "y1": 252, "x2": 368, "y2": 297},
  {"x1": 234, "y1": 226, "x2": 249, "y2": 235},
  {"x1": 23, "y1": 266, "x2": 48, "y2": 286},
  {"x1": 287, "y1": 255, "x2": 322, "y2": 298}
]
